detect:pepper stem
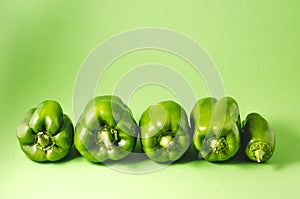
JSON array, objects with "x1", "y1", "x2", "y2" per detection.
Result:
[
  {"x1": 159, "y1": 135, "x2": 173, "y2": 148},
  {"x1": 37, "y1": 132, "x2": 53, "y2": 149},
  {"x1": 249, "y1": 142, "x2": 272, "y2": 163},
  {"x1": 158, "y1": 134, "x2": 176, "y2": 152},
  {"x1": 97, "y1": 125, "x2": 118, "y2": 150},
  {"x1": 208, "y1": 137, "x2": 228, "y2": 154},
  {"x1": 254, "y1": 149, "x2": 265, "y2": 163}
]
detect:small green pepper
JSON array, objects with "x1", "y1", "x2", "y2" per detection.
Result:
[
  {"x1": 139, "y1": 101, "x2": 191, "y2": 163},
  {"x1": 16, "y1": 100, "x2": 74, "y2": 162},
  {"x1": 190, "y1": 97, "x2": 241, "y2": 161},
  {"x1": 74, "y1": 95, "x2": 138, "y2": 162},
  {"x1": 242, "y1": 113, "x2": 275, "y2": 163}
]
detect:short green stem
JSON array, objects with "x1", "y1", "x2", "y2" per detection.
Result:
[
  {"x1": 249, "y1": 142, "x2": 272, "y2": 163},
  {"x1": 254, "y1": 149, "x2": 265, "y2": 163},
  {"x1": 159, "y1": 135, "x2": 173, "y2": 148},
  {"x1": 36, "y1": 132, "x2": 53, "y2": 150},
  {"x1": 157, "y1": 132, "x2": 177, "y2": 152},
  {"x1": 96, "y1": 125, "x2": 118, "y2": 150},
  {"x1": 207, "y1": 136, "x2": 228, "y2": 154}
]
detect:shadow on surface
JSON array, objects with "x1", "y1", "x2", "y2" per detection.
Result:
[
  {"x1": 174, "y1": 144, "x2": 201, "y2": 164},
  {"x1": 270, "y1": 120, "x2": 300, "y2": 170},
  {"x1": 97, "y1": 138, "x2": 149, "y2": 165},
  {"x1": 55, "y1": 145, "x2": 82, "y2": 164},
  {"x1": 35, "y1": 145, "x2": 82, "y2": 165},
  {"x1": 211, "y1": 145, "x2": 251, "y2": 165},
  {"x1": 102, "y1": 153, "x2": 149, "y2": 165}
]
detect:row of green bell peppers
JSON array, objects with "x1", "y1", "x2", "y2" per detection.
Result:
[{"x1": 16, "y1": 96, "x2": 275, "y2": 163}]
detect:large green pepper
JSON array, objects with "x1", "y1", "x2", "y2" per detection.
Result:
[
  {"x1": 242, "y1": 113, "x2": 275, "y2": 163},
  {"x1": 74, "y1": 95, "x2": 138, "y2": 162},
  {"x1": 139, "y1": 101, "x2": 191, "y2": 163},
  {"x1": 190, "y1": 97, "x2": 241, "y2": 161},
  {"x1": 16, "y1": 100, "x2": 74, "y2": 162}
]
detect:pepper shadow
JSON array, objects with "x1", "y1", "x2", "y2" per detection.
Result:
[
  {"x1": 174, "y1": 144, "x2": 201, "y2": 164},
  {"x1": 98, "y1": 138, "x2": 149, "y2": 165},
  {"x1": 269, "y1": 119, "x2": 300, "y2": 170},
  {"x1": 211, "y1": 144, "x2": 249, "y2": 165},
  {"x1": 56, "y1": 145, "x2": 82, "y2": 163}
]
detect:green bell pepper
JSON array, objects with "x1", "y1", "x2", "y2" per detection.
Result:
[
  {"x1": 139, "y1": 100, "x2": 191, "y2": 163},
  {"x1": 74, "y1": 95, "x2": 138, "y2": 162},
  {"x1": 242, "y1": 113, "x2": 275, "y2": 163},
  {"x1": 190, "y1": 97, "x2": 241, "y2": 161},
  {"x1": 16, "y1": 100, "x2": 74, "y2": 162}
]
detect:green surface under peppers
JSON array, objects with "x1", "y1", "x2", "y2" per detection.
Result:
[
  {"x1": 74, "y1": 95, "x2": 138, "y2": 162},
  {"x1": 190, "y1": 97, "x2": 241, "y2": 161},
  {"x1": 16, "y1": 100, "x2": 74, "y2": 162},
  {"x1": 139, "y1": 101, "x2": 191, "y2": 163},
  {"x1": 242, "y1": 113, "x2": 275, "y2": 163}
]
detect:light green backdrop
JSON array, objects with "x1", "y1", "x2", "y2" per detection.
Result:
[{"x1": 1, "y1": 0, "x2": 299, "y2": 198}]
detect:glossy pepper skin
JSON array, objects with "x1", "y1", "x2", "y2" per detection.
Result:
[
  {"x1": 74, "y1": 95, "x2": 138, "y2": 162},
  {"x1": 190, "y1": 97, "x2": 241, "y2": 161},
  {"x1": 139, "y1": 101, "x2": 191, "y2": 163},
  {"x1": 242, "y1": 113, "x2": 275, "y2": 163},
  {"x1": 16, "y1": 100, "x2": 74, "y2": 162}
]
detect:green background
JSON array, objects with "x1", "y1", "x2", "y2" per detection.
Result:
[{"x1": 1, "y1": 0, "x2": 299, "y2": 198}]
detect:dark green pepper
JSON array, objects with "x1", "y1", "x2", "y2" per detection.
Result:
[
  {"x1": 16, "y1": 100, "x2": 74, "y2": 162},
  {"x1": 74, "y1": 95, "x2": 138, "y2": 162},
  {"x1": 139, "y1": 101, "x2": 191, "y2": 163},
  {"x1": 190, "y1": 97, "x2": 241, "y2": 161},
  {"x1": 242, "y1": 113, "x2": 275, "y2": 163}
]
